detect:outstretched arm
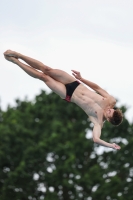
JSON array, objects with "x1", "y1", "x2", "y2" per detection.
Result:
[
  {"x1": 72, "y1": 70, "x2": 110, "y2": 98},
  {"x1": 92, "y1": 123, "x2": 121, "y2": 150}
]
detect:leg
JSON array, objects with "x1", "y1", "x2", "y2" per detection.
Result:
[
  {"x1": 4, "y1": 50, "x2": 76, "y2": 84},
  {"x1": 4, "y1": 56, "x2": 44, "y2": 79},
  {"x1": 18, "y1": 53, "x2": 75, "y2": 84},
  {"x1": 4, "y1": 56, "x2": 66, "y2": 98},
  {"x1": 4, "y1": 50, "x2": 48, "y2": 72}
]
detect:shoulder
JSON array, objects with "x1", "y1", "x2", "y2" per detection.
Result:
[{"x1": 107, "y1": 95, "x2": 116, "y2": 108}]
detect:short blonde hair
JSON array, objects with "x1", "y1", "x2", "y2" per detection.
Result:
[{"x1": 109, "y1": 109, "x2": 123, "y2": 126}]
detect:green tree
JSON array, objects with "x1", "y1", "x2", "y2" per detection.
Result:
[{"x1": 0, "y1": 91, "x2": 132, "y2": 200}]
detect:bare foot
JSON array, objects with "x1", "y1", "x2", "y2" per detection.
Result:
[
  {"x1": 4, "y1": 55, "x2": 18, "y2": 64},
  {"x1": 4, "y1": 50, "x2": 20, "y2": 58}
]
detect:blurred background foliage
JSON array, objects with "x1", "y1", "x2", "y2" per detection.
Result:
[{"x1": 0, "y1": 91, "x2": 133, "y2": 200}]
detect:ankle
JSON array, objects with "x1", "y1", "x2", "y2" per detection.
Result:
[
  {"x1": 14, "y1": 58, "x2": 20, "y2": 64},
  {"x1": 18, "y1": 53, "x2": 22, "y2": 59}
]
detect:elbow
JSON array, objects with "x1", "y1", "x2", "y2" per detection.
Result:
[
  {"x1": 93, "y1": 137, "x2": 99, "y2": 143},
  {"x1": 111, "y1": 97, "x2": 116, "y2": 105}
]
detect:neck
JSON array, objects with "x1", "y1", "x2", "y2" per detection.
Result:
[{"x1": 103, "y1": 110, "x2": 107, "y2": 121}]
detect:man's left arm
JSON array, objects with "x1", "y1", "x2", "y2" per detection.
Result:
[{"x1": 92, "y1": 123, "x2": 121, "y2": 150}]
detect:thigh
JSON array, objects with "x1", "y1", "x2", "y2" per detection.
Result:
[
  {"x1": 46, "y1": 69, "x2": 76, "y2": 84},
  {"x1": 42, "y1": 75, "x2": 66, "y2": 99}
]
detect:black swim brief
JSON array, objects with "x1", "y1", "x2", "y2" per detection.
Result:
[{"x1": 64, "y1": 80, "x2": 80, "y2": 102}]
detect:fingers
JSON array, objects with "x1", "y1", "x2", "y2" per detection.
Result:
[
  {"x1": 71, "y1": 70, "x2": 80, "y2": 76},
  {"x1": 72, "y1": 73, "x2": 76, "y2": 78},
  {"x1": 115, "y1": 143, "x2": 121, "y2": 149},
  {"x1": 71, "y1": 70, "x2": 77, "y2": 76},
  {"x1": 115, "y1": 146, "x2": 121, "y2": 150},
  {"x1": 71, "y1": 70, "x2": 79, "y2": 73},
  {"x1": 113, "y1": 143, "x2": 121, "y2": 150}
]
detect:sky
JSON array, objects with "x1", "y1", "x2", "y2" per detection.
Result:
[{"x1": 0, "y1": 0, "x2": 133, "y2": 123}]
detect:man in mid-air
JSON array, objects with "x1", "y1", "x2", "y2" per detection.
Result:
[{"x1": 4, "y1": 50, "x2": 123, "y2": 150}]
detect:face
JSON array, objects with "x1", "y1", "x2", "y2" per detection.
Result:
[{"x1": 106, "y1": 108, "x2": 115, "y2": 121}]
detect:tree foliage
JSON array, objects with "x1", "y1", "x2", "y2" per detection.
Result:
[{"x1": 0, "y1": 91, "x2": 133, "y2": 200}]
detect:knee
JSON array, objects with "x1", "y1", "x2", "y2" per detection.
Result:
[
  {"x1": 39, "y1": 73, "x2": 48, "y2": 82},
  {"x1": 44, "y1": 67, "x2": 53, "y2": 75}
]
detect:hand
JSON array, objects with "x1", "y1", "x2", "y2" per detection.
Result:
[
  {"x1": 112, "y1": 143, "x2": 121, "y2": 150},
  {"x1": 71, "y1": 70, "x2": 82, "y2": 80}
]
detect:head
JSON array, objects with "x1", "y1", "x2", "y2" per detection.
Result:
[{"x1": 106, "y1": 108, "x2": 123, "y2": 126}]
